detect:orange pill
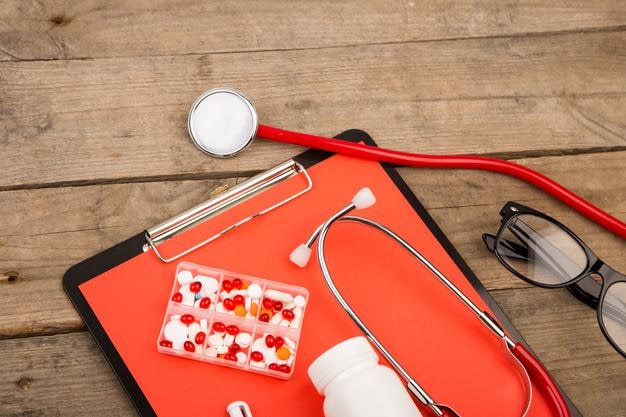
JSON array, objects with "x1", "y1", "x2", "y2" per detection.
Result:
[
  {"x1": 234, "y1": 305, "x2": 246, "y2": 317},
  {"x1": 250, "y1": 302, "x2": 259, "y2": 316},
  {"x1": 276, "y1": 346, "x2": 291, "y2": 360},
  {"x1": 260, "y1": 308, "x2": 274, "y2": 318}
]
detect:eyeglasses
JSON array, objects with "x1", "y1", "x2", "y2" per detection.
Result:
[{"x1": 483, "y1": 202, "x2": 626, "y2": 359}]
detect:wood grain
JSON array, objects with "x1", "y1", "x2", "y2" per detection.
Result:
[
  {"x1": 1, "y1": 151, "x2": 623, "y2": 338},
  {"x1": 1, "y1": 286, "x2": 624, "y2": 417},
  {"x1": 2, "y1": 31, "x2": 626, "y2": 189},
  {"x1": 1, "y1": 0, "x2": 626, "y2": 61}
]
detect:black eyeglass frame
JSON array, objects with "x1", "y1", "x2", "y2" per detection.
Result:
[{"x1": 483, "y1": 201, "x2": 626, "y2": 359}]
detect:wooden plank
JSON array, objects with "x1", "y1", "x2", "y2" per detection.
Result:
[
  {"x1": 2, "y1": 31, "x2": 626, "y2": 189},
  {"x1": 1, "y1": 286, "x2": 624, "y2": 416},
  {"x1": 1, "y1": 0, "x2": 626, "y2": 61},
  {"x1": 0, "y1": 151, "x2": 624, "y2": 338}
]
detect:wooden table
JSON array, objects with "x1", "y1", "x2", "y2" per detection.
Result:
[{"x1": 1, "y1": 1, "x2": 625, "y2": 415}]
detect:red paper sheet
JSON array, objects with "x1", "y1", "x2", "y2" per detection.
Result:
[{"x1": 80, "y1": 154, "x2": 553, "y2": 417}]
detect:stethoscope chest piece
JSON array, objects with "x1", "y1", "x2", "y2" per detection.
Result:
[{"x1": 188, "y1": 88, "x2": 258, "y2": 158}]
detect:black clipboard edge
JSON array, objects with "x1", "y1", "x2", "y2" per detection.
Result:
[{"x1": 63, "y1": 129, "x2": 581, "y2": 417}]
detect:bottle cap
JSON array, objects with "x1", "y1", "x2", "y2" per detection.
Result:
[{"x1": 308, "y1": 336, "x2": 378, "y2": 394}]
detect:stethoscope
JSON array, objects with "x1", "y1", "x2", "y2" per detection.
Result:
[
  {"x1": 187, "y1": 88, "x2": 626, "y2": 241},
  {"x1": 288, "y1": 188, "x2": 570, "y2": 417}
]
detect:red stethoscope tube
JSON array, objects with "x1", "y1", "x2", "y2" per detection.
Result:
[
  {"x1": 258, "y1": 124, "x2": 626, "y2": 241},
  {"x1": 512, "y1": 342, "x2": 571, "y2": 417}
]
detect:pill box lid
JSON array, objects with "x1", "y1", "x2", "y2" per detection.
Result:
[{"x1": 307, "y1": 336, "x2": 378, "y2": 395}]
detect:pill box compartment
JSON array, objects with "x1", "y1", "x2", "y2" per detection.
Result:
[{"x1": 157, "y1": 262, "x2": 308, "y2": 379}]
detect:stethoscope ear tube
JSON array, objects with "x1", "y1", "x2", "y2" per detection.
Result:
[
  {"x1": 257, "y1": 123, "x2": 626, "y2": 241},
  {"x1": 311, "y1": 212, "x2": 571, "y2": 417}
]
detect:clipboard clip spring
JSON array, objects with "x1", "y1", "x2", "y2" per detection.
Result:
[{"x1": 145, "y1": 159, "x2": 312, "y2": 263}]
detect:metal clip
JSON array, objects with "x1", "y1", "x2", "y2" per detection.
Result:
[{"x1": 145, "y1": 159, "x2": 312, "y2": 262}]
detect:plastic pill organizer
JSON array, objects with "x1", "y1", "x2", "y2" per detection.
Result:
[{"x1": 157, "y1": 262, "x2": 309, "y2": 379}]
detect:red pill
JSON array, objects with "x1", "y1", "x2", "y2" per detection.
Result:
[
  {"x1": 226, "y1": 325, "x2": 239, "y2": 335},
  {"x1": 250, "y1": 351, "x2": 264, "y2": 362},
  {"x1": 213, "y1": 322, "x2": 226, "y2": 333},
  {"x1": 233, "y1": 294, "x2": 245, "y2": 305},
  {"x1": 282, "y1": 309, "x2": 295, "y2": 320},
  {"x1": 190, "y1": 281, "x2": 202, "y2": 293},
  {"x1": 223, "y1": 298, "x2": 235, "y2": 310},
  {"x1": 171, "y1": 292, "x2": 183, "y2": 302},
  {"x1": 199, "y1": 297, "x2": 211, "y2": 309},
  {"x1": 224, "y1": 353, "x2": 238, "y2": 361},
  {"x1": 274, "y1": 336, "x2": 285, "y2": 349},
  {"x1": 278, "y1": 364, "x2": 291, "y2": 373},
  {"x1": 265, "y1": 334, "x2": 276, "y2": 348},
  {"x1": 232, "y1": 278, "x2": 243, "y2": 289},
  {"x1": 159, "y1": 340, "x2": 172, "y2": 348},
  {"x1": 180, "y1": 314, "x2": 195, "y2": 324},
  {"x1": 222, "y1": 279, "x2": 233, "y2": 292},
  {"x1": 229, "y1": 342, "x2": 241, "y2": 353},
  {"x1": 268, "y1": 363, "x2": 279, "y2": 371},
  {"x1": 195, "y1": 331, "x2": 206, "y2": 345},
  {"x1": 259, "y1": 313, "x2": 269, "y2": 322},
  {"x1": 262, "y1": 298, "x2": 274, "y2": 310},
  {"x1": 273, "y1": 301, "x2": 284, "y2": 312},
  {"x1": 184, "y1": 341, "x2": 195, "y2": 352}
]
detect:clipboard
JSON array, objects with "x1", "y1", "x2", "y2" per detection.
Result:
[{"x1": 63, "y1": 129, "x2": 581, "y2": 417}]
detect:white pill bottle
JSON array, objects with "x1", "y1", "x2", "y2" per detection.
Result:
[{"x1": 308, "y1": 336, "x2": 423, "y2": 417}]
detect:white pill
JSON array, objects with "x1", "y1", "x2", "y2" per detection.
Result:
[
  {"x1": 216, "y1": 302, "x2": 227, "y2": 313},
  {"x1": 269, "y1": 313, "x2": 282, "y2": 325},
  {"x1": 188, "y1": 322, "x2": 201, "y2": 340},
  {"x1": 180, "y1": 285, "x2": 195, "y2": 306},
  {"x1": 236, "y1": 289, "x2": 248, "y2": 297},
  {"x1": 196, "y1": 275, "x2": 219, "y2": 295},
  {"x1": 209, "y1": 293, "x2": 218, "y2": 303},
  {"x1": 224, "y1": 334, "x2": 235, "y2": 346},
  {"x1": 200, "y1": 319, "x2": 208, "y2": 331},
  {"x1": 287, "y1": 356, "x2": 294, "y2": 367},
  {"x1": 289, "y1": 307, "x2": 303, "y2": 328},
  {"x1": 177, "y1": 270, "x2": 193, "y2": 285},
  {"x1": 279, "y1": 319, "x2": 290, "y2": 327},
  {"x1": 284, "y1": 337, "x2": 296, "y2": 350},
  {"x1": 164, "y1": 320, "x2": 188, "y2": 341},
  {"x1": 205, "y1": 347, "x2": 218, "y2": 358},
  {"x1": 235, "y1": 332, "x2": 252, "y2": 348},
  {"x1": 170, "y1": 314, "x2": 181, "y2": 321},
  {"x1": 250, "y1": 360, "x2": 265, "y2": 369},
  {"x1": 265, "y1": 289, "x2": 294, "y2": 303},
  {"x1": 219, "y1": 291, "x2": 230, "y2": 301},
  {"x1": 264, "y1": 347, "x2": 276, "y2": 365},
  {"x1": 285, "y1": 302, "x2": 295, "y2": 309},
  {"x1": 217, "y1": 345, "x2": 229, "y2": 354},
  {"x1": 251, "y1": 338, "x2": 266, "y2": 353},
  {"x1": 247, "y1": 283, "x2": 263, "y2": 299},
  {"x1": 294, "y1": 295, "x2": 306, "y2": 308},
  {"x1": 208, "y1": 334, "x2": 224, "y2": 348},
  {"x1": 172, "y1": 337, "x2": 185, "y2": 351},
  {"x1": 244, "y1": 297, "x2": 251, "y2": 312},
  {"x1": 235, "y1": 352, "x2": 247, "y2": 364}
]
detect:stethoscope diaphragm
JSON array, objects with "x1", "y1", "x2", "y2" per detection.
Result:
[{"x1": 187, "y1": 88, "x2": 258, "y2": 158}]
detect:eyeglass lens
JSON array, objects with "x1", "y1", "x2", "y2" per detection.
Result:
[
  {"x1": 496, "y1": 214, "x2": 587, "y2": 285},
  {"x1": 602, "y1": 282, "x2": 626, "y2": 354}
]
